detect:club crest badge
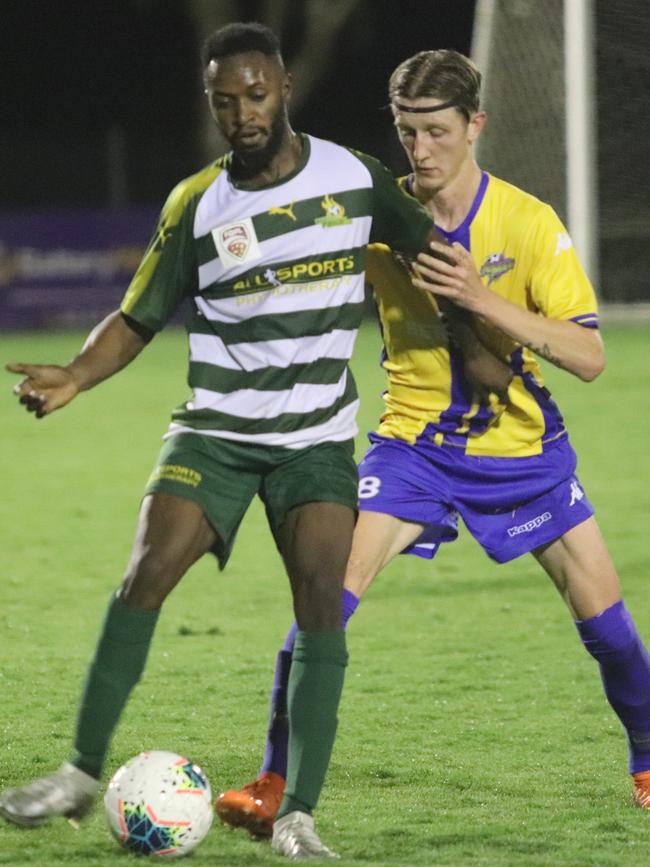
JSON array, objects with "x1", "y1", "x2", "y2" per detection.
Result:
[
  {"x1": 315, "y1": 194, "x2": 352, "y2": 228},
  {"x1": 223, "y1": 225, "x2": 249, "y2": 259},
  {"x1": 480, "y1": 252, "x2": 515, "y2": 285},
  {"x1": 212, "y1": 217, "x2": 262, "y2": 267}
]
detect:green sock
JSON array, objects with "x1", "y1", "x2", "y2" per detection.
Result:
[
  {"x1": 70, "y1": 592, "x2": 159, "y2": 779},
  {"x1": 276, "y1": 630, "x2": 348, "y2": 819}
]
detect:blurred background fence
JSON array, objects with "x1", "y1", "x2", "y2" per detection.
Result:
[{"x1": 1, "y1": 0, "x2": 647, "y2": 332}]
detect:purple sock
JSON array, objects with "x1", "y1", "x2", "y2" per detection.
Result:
[
  {"x1": 260, "y1": 589, "x2": 360, "y2": 777},
  {"x1": 576, "y1": 599, "x2": 650, "y2": 773}
]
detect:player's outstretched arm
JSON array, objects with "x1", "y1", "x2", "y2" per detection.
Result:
[
  {"x1": 6, "y1": 310, "x2": 148, "y2": 418},
  {"x1": 414, "y1": 241, "x2": 606, "y2": 382}
]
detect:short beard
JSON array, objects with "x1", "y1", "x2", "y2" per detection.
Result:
[{"x1": 230, "y1": 110, "x2": 288, "y2": 182}]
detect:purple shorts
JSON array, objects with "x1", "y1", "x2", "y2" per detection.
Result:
[{"x1": 357, "y1": 433, "x2": 594, "y2": 563}]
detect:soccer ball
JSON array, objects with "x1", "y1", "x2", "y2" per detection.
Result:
[{"x1": 104, "y1": 751, "x2": 213, "y2": 858}]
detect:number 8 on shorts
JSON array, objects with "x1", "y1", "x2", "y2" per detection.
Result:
[{"x1": 358, "y1": 475, "x2": 382, "y2": 499}]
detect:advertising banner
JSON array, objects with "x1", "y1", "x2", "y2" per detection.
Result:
[{"x1": 0, "y1": 209, "x2": 157, "y2": 330}]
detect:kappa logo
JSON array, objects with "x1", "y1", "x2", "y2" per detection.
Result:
[
  {"x1": 212, "y1": 217, "x2": 262, "y2": 267},
  {"x1": 507, "y1": 511, "x2": 552, "y2": 538},
  {"x1": 268, "y1": 202, "x2": 297, "y2": 221},
  {"x1": 555, "y1": 232, "x2": 573, "y2": 256},
  {"x1": 315, "y1": 194, "x2": 352, "y2": 228},
  {"x1": 569, "y1": 480, "x2": 584, "y2": 506},
  {"x1": 480, "y1": 252, "x2": 515, "y2": 285}
]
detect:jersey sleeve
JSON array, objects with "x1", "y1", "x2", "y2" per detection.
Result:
[
  {"x1": 352, "y1": 151, "x2": 433, "y2": 254},
  {"x1": 526, "y1": 204, "x2": 599, "y2": 328},
  {"x1": 120, "y1": 180, "x2": 198, "y2": 332}
]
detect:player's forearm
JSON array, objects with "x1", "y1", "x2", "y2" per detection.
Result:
[
  {"x1": 477, "y1": 292, "x2": 606, "y2": 381},
  {"x1": 437, "y1": 297, "x2": 485, "y2": 357},
  {"x1": 67, "y1": 310, "x2": 148, "y2": 391}
]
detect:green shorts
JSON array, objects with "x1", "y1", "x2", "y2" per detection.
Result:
[{"x1": 144, "y1": 433, "x2": 358, "y2": 569}]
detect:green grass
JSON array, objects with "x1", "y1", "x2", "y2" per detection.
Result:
[{"x1": 0, "y1": 322, "x2": 649, "y2": 866}]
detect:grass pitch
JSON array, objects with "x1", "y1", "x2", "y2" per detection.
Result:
[{"x1": 1, "y1": 322, "x2": 649, "y2": 866}]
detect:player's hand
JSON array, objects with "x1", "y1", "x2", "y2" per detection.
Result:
[
  {"x1": 413, "y1": 241, "x2": 491, "y2": 314},
  {"x1": 462, "y1": 343, "x2": 512, "y2": 406},
  {"x1": 6, "y1": 362, "x2": 80, "y2": 418}
]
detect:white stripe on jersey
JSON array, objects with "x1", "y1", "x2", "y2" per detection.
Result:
[
  {"x1": 197, "y1": 217, "x2": 372, "y2": 289},
  {"x1": 165, "y1": 398, "x2": 360, "y2": 450},
  {"x1": 195, "y1": 275, "x2": 364, "y2": 324},
  {"x1": 188, "y1": 328, "x2": 358, "y2": 372},
  {"x1": 194, "y1": 136, "x2": 373, "y2": 239},
  {"x1": 188, "y1": 369, "x2": 348, "y2": 419}
]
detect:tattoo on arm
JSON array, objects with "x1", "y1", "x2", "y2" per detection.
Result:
[{"x1": 528, "y1": 341, "x2": 567, "y2": 370}]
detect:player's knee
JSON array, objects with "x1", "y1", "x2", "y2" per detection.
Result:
[
  {"x1": 579, "y1": 601, "x2": 638, "y2": 660},
  {"x1": 120, "y1": 578, "x2": 166, "y2": 611},
  {"x1": 292, "y1": 567, "x2": 343, "y2": 631},
  {"x1": 120, "y1": 550, "x2": 180, "y2": 610},
  {"x1": 344, "y1": 553, "x2": 379, "y2": 597}
]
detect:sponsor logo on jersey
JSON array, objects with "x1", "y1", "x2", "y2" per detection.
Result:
[
  {"x1": 480, "y1": 252, "x2": 515, "y2": 285},
  {"x1": 262, "y1": 268, "x2": 283, "y2": 288},
  {"x1": 233, "y1": 255, "x2": 355, "y2": 292},
  {"x1": 569, "y1": 480, "x2": 584, "y2": 506},
  {"x1": 315, "y1": 194, "x2": 352, "y2": 227},
  {"x1": 507, "y1": 511, "x2": 552, "y2": 537},
  {"x1": 212, "y1": 217, "x2": 262, "y2": 267},
  {"x1": 555, "y1": 232, "x2": 572, "y2": 255},
  {"x1": 268, "y1": 203, "x2": 297, "y2": 222}
]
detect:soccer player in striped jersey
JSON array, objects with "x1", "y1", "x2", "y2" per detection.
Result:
[
  {"x1": 0, "y1": 27, "x2": 508, "y2": 861},
  {"x1": 217, "y1": 49, "x2": 650, "y2": 834}
]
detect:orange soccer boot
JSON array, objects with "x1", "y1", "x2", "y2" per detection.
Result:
[
  {"x1": 215, "y1": 771, "x2": 285, "y2": 838},
  {"x1": 633, "y1": 770, "x2": 650, "y2": 808}
]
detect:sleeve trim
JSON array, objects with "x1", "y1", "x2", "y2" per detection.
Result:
[{"x1": 121, "y1": 312, "x2": 156, "y2": 343}]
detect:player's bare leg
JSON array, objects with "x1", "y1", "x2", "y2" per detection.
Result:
[
  {"x1": 534, "y1": 516, "x2": 650, "y2": 806},
  {"x1": 344, "y1": 510, "x2": 428, "y2": 597},
  {"x1": 218, "y1": 511, "x2": 424, "y2": 838},
  {"x1": 0, "y1": 493, "x2": 217, "y2": 828},
  {"x1": 533, "y1": 516, "x2": 620, "y2": 619}
]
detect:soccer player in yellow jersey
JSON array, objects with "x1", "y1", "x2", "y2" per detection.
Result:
[{"x1": 217, "y1": 49, "x2": 650, "y2": 836}]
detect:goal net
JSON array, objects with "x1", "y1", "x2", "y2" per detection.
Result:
[{"x1": 472, "y1": 0, "x2": 650, "y2": 303}]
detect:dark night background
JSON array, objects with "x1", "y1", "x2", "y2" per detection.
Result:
[
  {"x1": 2, "y1": 1, "x2": 647, "y2": 305},
  {"x1": 0, "y1": 0, "x2": 476, "y2": 208}
]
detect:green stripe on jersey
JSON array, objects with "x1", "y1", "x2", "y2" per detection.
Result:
[
  {"x1": 189, "y1": 357, "x2": 348, "y2": 394},
  {"x1": 171, "y1": 369, "x2": 358, "y2": 434},
  {"x1": 121, "y1": 135, "x2": 437, "y2": 448},
  {"x1": 193, "y1": 187, "x2": 374, "y2": 266},
  {"x1": 187, "y1": 300, "x2": 365, "y2": 344}
]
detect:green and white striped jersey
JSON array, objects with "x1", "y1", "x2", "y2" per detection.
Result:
[{"x1": 122, "y1": 134, "x2": 432, "y2": 449}]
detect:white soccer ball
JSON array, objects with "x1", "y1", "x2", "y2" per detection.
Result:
[{"x1": 104, "y1": 750, "x2": 213, "y2": 858}]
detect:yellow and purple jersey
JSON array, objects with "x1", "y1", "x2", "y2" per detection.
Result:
[{"x1": 368, "y1": 172, "x2": 598, "y2": 457}]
